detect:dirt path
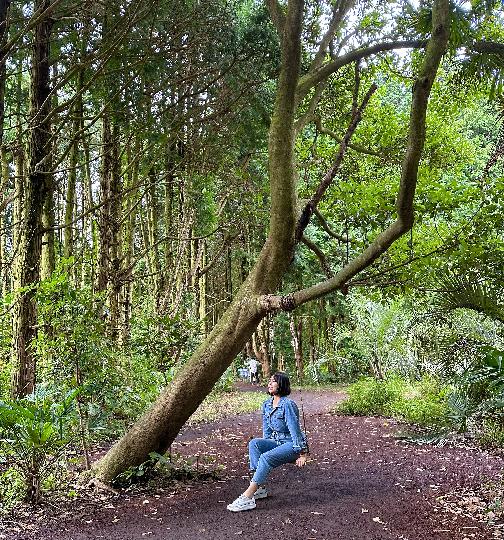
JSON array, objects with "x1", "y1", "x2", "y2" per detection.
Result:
[{"x1": 6, "y1": 386, "x2": 504, "y2": 540}]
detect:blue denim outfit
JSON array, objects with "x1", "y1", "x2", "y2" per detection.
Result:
[{"x1": 249, "y1": 396, "x2": 307, "y2": 485}]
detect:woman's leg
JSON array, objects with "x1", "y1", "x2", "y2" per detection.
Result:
[
  {"x1": 251, "y1": 441, "x2": 299, "y2": 485},
  {"x1": 248, "y1": 438, "x2": 277, "y2": 472},
  {"x1": 227, "y1": 441, "x2": 298, "y2": 510},
  {"x1": 241, "y1": 438, "x2": 278, "y2": 499}
]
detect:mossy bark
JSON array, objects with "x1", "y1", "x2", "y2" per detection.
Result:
[{"x1": 12, "y1": 0, "x2": 53, "y2": 397}]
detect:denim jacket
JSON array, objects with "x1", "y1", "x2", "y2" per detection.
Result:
[{"x1": 262, "y1": 396, "x2": 307, "y2": 452}]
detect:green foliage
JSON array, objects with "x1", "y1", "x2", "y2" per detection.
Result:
[
  {"x1": 113, "y1": 450, "x2": 220, "y2": 488},
  {"x1": 338, "y1": 375, "x2": 449, "y2": 427},
  {"x1": 338, "y1": 376, "x2": 407, "y2": 417},
  {"x1": 311, "y1": 346, "x2": 369, "y2": 384},
  {"x1": 129, "y1": 307, "x2": 199, "y2": 380},
  {"x1": 432, "y1": 272, "x2": 504, "y2": 323},
  {"x1": 0, "y1": 468, "x2": 25, "y2": 514},
  {"x1": 34, "y1": 262, "x2": 113, "y2": 400},
  {"x1": 0, "y1": 390, "x2": 77, "y2": 504},
  {"x1": 389, "y1": 376, "x2": 450, "y2": 426},
  {"x1": 476, "y1": 418, "x2": 504, "y2": 447}
]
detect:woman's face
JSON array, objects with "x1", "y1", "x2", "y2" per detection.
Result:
[{"x1": 267, "y1": 376, "x2": 279, "y2": 395}]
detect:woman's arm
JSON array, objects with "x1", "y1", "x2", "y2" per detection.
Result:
[
  {"x1": 284, "y1": 399, "x2": 307, "y2": 453},
  {"x1": 262, "y1": 402, "x2": 273, "y2": 439}
]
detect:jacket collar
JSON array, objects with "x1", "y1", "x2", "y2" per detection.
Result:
[{"x1": 266, "y1": 395, "x2": 286, "y2": 407}]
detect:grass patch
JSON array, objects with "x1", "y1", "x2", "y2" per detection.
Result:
[{"x1": 188, "y1": 390, "x2": 266, "y2": 425}]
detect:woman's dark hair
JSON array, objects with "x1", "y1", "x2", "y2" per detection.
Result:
[{"x1": 272, "y1": 371, "x2": 291, "y2": 396}]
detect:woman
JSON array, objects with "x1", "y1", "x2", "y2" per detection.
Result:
[{"x1": 227, "y1": 371, "x2": 308, "y2": 512}]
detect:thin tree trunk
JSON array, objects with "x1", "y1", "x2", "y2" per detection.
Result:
[
  {"x1": 289, "y1": 313, "x2": 304, "y2": 381},
  {"x1": 308, "y1": 316, "x2": 316, "y2": 366},
  {"x1": 253, "y1": 320, "x2": 271, "y2": 381},
  {"x1": 0, "y1": 147, "x2": 9, "y2": 296},
  {"x1": 118, "y1": 138, "x2": 138, "y2": 345},
  {"x1": 146, "y1": 167, "x2": 161, "y2": 307},
  {"x1": 108, "y1": 121, "x2": 121, "y2": 339},
  {"x1": 97, "y1": 115, "x2": 112, "y2": 294},
  {"x1": 12, "y1": 0, "x2": 53, "y2": 397},
  {"x1": 64, "y1": 103, "x2": 79, "y2": 260},
  {"x1": 0, "y1": 1, "x2": 11, "y2": 296}
]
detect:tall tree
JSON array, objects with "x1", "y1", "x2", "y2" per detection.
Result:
[
  {"x1": 0, "y1": 1, "x2": 11, "y2": 296},
  {"x1": 93, "y1": 0, "x2": 451, "y2": 480},
  {"x1": 11, "y1": 0, "x2": 54, "y2": 397}
]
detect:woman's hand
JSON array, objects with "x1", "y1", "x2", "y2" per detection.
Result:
[{"x1": 295, "y1": 454, "x2": 308, "y2": 467}]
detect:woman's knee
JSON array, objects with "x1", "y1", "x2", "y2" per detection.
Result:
[
  {"x1": 258, "y1": 452, "x2": 273, "y2": 468},
  {"x1": 248, "y1": 438, "x2": 261, "y2": 452}
]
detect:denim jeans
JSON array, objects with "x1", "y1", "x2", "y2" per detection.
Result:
[{"x1": 249, "y1": 437, "x2": 300, "y2": 485}]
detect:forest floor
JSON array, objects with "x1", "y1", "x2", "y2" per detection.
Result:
[{"x1": 5, "y1": 384, "x2": 504, "y2": 540}]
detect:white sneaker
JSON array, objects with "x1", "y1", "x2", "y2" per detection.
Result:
[
  {"x1": 227, "y1": 494, "x2": 256, "y2": 512},
  {"x1": 253, "y1": 486, "x2": 268, "y2": 499}
]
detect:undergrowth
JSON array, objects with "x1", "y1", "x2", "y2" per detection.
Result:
[{"x1": 337, "y1": 375, "x2": 449, "y2": 426}]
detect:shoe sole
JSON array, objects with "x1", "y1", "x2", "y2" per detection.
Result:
[{"x1": 227, "y1": 504, "x2": 256, "y2": 512}]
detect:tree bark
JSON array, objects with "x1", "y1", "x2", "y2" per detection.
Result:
[
  {"x1": 289, "y1": 313, "x2": 303, "y2": 380},
  {"x1": 12, "y1": 0, "x2": 53, "y2": 397}
]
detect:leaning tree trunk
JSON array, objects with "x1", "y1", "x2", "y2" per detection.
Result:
[
  {"x1": 93, "y1": 0, "x2": 449, "y2": 481},
  {"x1": 12, "y1": 0, "x2": 53, "y2": 397},
  {"x1": 93, "y1": 0, "x2": 303, "y2": 481}
]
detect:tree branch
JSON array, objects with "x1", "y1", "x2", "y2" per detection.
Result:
[
  {"x1": 301, "y1": 235, "x2": 334, "y2": 278},
  {"x1": 196, "y1": 234, "x2": 236, "y2": 278},
  {"x1": 295, "y1": 83, "x2": 378, "y2": 242},
  {"x1": 313, "y1": 208, "x2": 348, "y2": 243},
  {"x1": 314, "y1": 116, "x2": 385, "y2": 158},
  {"x1": 261, "y1": 0, "x2": 450, "y2": 313},
  {"x1": 266, "y1": 0, "x2": 286, "y2": 35},
  {"x1": 293, "y1": 81, "x2": 327, "y2": 134},
  {"x1": 310, "y1": 0, "x2": 356, "y2": 73},
  {"x1": 471, "y1": 40, "x2": 504, "y2": 56},
  {"x1": 296, "y1": 39, "x2": 426, "y2": 101}
]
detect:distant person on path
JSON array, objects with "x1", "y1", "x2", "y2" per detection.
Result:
[
  {"x1": 248, "y1": 357, "x2": 259, "y2": 385},
  {"x1": 227, "y1": 371, "x2": 308, "y2": 512}
]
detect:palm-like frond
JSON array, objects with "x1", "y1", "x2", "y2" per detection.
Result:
[
  {"x1": 395, "y1": 427, "x2": 453, "y2": 445},
  {"x1": 432, "y1": 273, "x2": 504, "y2": 324},
  {"x1": 446, "y1": 391, "x2": 477, "y2": 432}
]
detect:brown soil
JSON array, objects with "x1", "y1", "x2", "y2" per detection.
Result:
[{"x1": 4, "y1": 385, "x2": 504, "y2": 540}]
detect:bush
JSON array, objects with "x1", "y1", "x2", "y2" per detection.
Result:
[
  {"x1": 337, "y1": 376, "x2": 406, "y2": 416},
  {"x1": 390, "y1": 376, "x2": 449, "y2": 426},
  {"x1": 475, "y1": 418, "x2": 504, "y2": 448},
  {"x1": 0, "y1": 468, "x2": 25, "y2": 514},
  {"x1": 338, "y1": 375, "x2": 449, "y2": 427},
  {"x1": 0, "y1": 390, "x2": 77, "y2": 504}
]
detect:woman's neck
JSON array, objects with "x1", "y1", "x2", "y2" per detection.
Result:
[{"x1": 272, "y1": 395, "x2": 281, "y2": 407}]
